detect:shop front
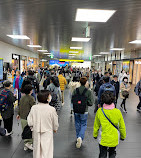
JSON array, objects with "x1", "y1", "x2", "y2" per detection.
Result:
[
  {"x1": 27, "y1": 57, "x2": 39, "y2": 70},
  {"x1": 20, "y1": 56, "x2": 27, "y2": 73},
  {"x1": 133, "y1": 59, "x2": 141, "y2": 84}
]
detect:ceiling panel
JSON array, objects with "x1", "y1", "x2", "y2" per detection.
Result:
[{"x1": 0, "y1": 0, "x2": 141, "y2": 60}]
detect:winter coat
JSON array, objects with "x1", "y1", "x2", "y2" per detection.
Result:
[
  {"x1": 13, "y1": 76, "x2": 23, "y2": 89},
  {"x1": 93, "y1": 107, "x2": 126, "y2": 147},
  {"x1": 135, "y1": 80, "x2": 141, "y2": 97},
  {"x1": 68, "y1": 81, "x2": 81, "y2": 94},
  {"x1": 120, "y1": 82, "x2": 131, "y2": 99},
  {"x1": 111, "y1": 80, "x2": 120, "y2": 95},
  {"x1": 58, "y1": 74, "x2": 67, "y2": 91}
]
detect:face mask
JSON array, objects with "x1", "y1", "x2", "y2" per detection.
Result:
[{"x1": 48, "y1": 95, "x2": 52, "y2": 103}]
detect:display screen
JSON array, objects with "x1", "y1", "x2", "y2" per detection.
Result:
[
  {"x1": 49, "y1": 60, "x2": 69, "y2": 67},
  {"x1": 0, "y1": 59, "x2": 3, "y2": 80}
]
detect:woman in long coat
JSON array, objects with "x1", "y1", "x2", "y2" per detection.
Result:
[
  {"x1": 27, "y1": 90, "x2": 59, "y2": 158},
  {"x1": 120, "y1": 77, "x2": 131, "y2": 113}
]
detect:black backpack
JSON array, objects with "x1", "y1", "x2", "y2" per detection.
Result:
[{"x1": 72, "y1": 88, "x2": 88, "y2": 114}]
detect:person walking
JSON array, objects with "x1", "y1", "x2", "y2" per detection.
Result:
[
  {"x1": 47, "y1": 77, "x2": 62, "y2": 111},
  {"x1": 111, "y1": 75, "x2": 120, "y2": 105},
  {"x1": 135, "y1": 79, "x2": 141, "y2": 111},
  {"x1": 13, "y1": 70, "x2": 23, "y2": 103},
  {"x1": 27, "y1": 90, "x2": 59, "y2": 158},
  {"x1": 17, "y1": 84, "x2": 35, "y2": 151},
  {"x1": 71, "y1": 77, "x2": 93, "y2": 148},
  {"x1": 120, "y1": 77, "x2": 131, "y2": 113},
  {"x1": 58, "y1": 71, "x2": 67, "y2": 105},
  {"x1": 93, "y1": 91, "x2": 126, "y2": 158},
  {"x1": 68, "y1": 76, "x2": 80, "y2": 114},
  {"x1": 1, "y1": 81, "x2": 16, "y2": 136}
]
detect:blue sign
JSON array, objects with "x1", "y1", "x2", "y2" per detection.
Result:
[
  {"x1": 49, "y1": 60, "x2": 69, "y2": 67},
  {"x1": 0, "y1": 59, "x2": 3, "y2": 80}
]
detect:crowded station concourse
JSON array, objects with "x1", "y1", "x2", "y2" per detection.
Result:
[{"x1": 0, "y1": 0, "x2": 141, "y2": 158}]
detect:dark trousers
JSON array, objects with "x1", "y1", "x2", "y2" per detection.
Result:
[
  {"x1": 3, "y1": 116, "x2": 13, "y2": 133},
  {"x1": 137, "y1": 96, "x2": 141, "y2": 109},
  {"x1": 99, "y1": 144, "x2": 116, "y2": 158},
  {"x1": 121, "y1": 98, "x2": 127, "y2": 111}
]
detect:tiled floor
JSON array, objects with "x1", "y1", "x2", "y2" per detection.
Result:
[{"x1": 0, "y1": 86, "x2": 141, "y2": 158}]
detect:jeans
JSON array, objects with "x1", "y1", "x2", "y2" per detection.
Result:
[
  {"x1": 74, "y1": 113, "x2": 88, "y2": 140},
  {"x1": 31, "y1": 89, "x2": 36, "y2": 101},
  {"x1": 99, "y1": 144, "x2": 116, "y2": 158},
  {"x1": 137, "y1": 96, "x2": 141, "y2": 109}
]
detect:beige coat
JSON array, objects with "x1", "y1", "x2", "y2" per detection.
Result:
[
  {"x1": 120, "y1": 82, "x2": 131, "y2": 99},
  {"x1": 27, "y1": 103, "x2": 59, "y2": 158},
  {"x1": 68, "y1": 81, "x2": 81, "y2": 94}
]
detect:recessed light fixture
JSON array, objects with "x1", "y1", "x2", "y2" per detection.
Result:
[
  {"x1": 44, "y1": 53, "x2": 51, "y2": 55},
  {"x1": 7, "y1": 35, "x2": 30, "y2": 39},
  {"x1": 129, "y1": 40, "x2": 141, "y2": 44},
  {"x1": 70, "y1": 47, "x2": 82, "y2": 49},
  {"x1": 99, "y1": 52, "x2": 110, "y2": 55},
  {"x1": 72, "y1": 37, "x2": 91, "y2": 42},
  {"x1": 38, "y1": 50, "x2": 48, "y2": 52},
  {"x1": 69, "y1": 51, "x2": 79, "y2": 53},
  {"x1": 75, "y1": 9, "x2": 116, "y2": 22},
  {"x1": 110, "y1": 48, "x2": 124, "y2": 51},
  {"x1": 69, "y1": 54, "x2": 77, "y2": 56},
  {"x1": 27, "y1": 45, "x2": 42, "y2": 48},
  {"x1": 93, "y1": 55, "x2": 102, "y2": 57}
]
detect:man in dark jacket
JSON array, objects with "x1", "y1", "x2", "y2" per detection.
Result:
[
  {"x1": 98, "y1": 76, "x2": 116, "y2": 106},
  {"x1": 71, "y1": 77, "x2": 94, "y2": 149},
  {"x1": 111, "y1": 75, "x2": 120, "y2": 105},
  {"x1": 1, "y1": 81, "x2": 16, "y2": 136},
  {"x1": 135, "y1": 79, "x2": 141, "y2": 111},
  {"x1": 26, "y1": 70, "x2": 39, "y2": 100}
]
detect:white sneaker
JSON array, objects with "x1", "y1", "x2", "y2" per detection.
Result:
[
  {"x1": 24, "y1": 146, "x2": 28, "y2": 151},
  {"x1": 76, "y1": 137, "x2": 82, "y2": 149},
  {"x1": 25, "y1": 143, "x2": 33, "y2": 151},
  {"x1": 62, "y1": 103, "x2": 64, "y2": 106},
  {"x1": 5, "y1": 131, "x2": 13, "y2": 136}
]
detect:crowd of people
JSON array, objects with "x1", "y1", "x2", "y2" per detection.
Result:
[{"x1": 0, "y1": 65, "x2": 141, "y2": 158}]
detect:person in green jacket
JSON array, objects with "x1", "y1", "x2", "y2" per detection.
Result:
[
  {"x1": 17, "y1": 84, "x2": 35, "y2": 151},
  {"x1": 93, "y1": 91, "x2": 126, "y2": 158}
]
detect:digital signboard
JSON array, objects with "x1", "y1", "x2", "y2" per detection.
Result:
[
  {"x1": 49, "y1": 60, "x2": 69, "y2": 67},
  {"x1": 0, "y1": 59, "x2": 3, "y2": 80}
]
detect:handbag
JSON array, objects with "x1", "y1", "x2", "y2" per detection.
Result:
[
  {"x1": 22, "y1": 125, "x2": 32, "y2": 139},
  {"x1": 122, "y1": 91, "x2": 129, "y2": 98},
  {"x1": 101, "y1": 108, "x2": 119, "y2": 131}
]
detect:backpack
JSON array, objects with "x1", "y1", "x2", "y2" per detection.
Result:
[
  {"x1": 49, "y1": 87, "x2": 58, "y2": 104},
  {"x1": 72, "y1": 88, "x2": 88, "y2": 114},
  {"x1": 103, "y1": 84, "x2": 115, "y2": 94},
  {"x1": 0, "y1": 90, "x2": 10, "y2": 112}
]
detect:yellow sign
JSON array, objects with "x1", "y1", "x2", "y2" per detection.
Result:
[
  {"x1": 60, "y1": 49, "x2": 84, "y2": 54},
  {"x1": 59, "y1": 59, "x2": 84, "y2": 62}
]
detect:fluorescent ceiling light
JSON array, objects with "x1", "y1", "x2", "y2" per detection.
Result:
[
  {"x1": 44, "y1": 53, "x2": 51, "y2": 55},
  {"x1": 38, "y1": 50, "x2": 48, "y2": 52},
  {"x1": 72, "y1": 37, "x2": 91, "y2": 42},
  {"x1": 69, "y1": 51, "x2": 79, "y2": 53},
  {"x1": 129, "y1": 40, "x2": 141, "y2": 44},
  {"x1": 27, "y1": 45, "x2": 42, "y2": 48},
  {"x1": 7, "y1": 35, "x2": 30, "y2": 39},
  {"x1": 69, "y1": 54, "x2": 76, "y2": 55},
  {"x1": 93, "y1": 55, "x2": 102, "y2": 57},
  {"x1": 75, "y1": 9, "x2": 116, "y2": 22},
  {"x1": 70, "y1": 47, "x2": 82, "y2": 49},
  {"x1": 99, "y1": 52, "x2": 110, "y2": 55},
  {"x1": 110, "y1": 48, "x2": 124, "y2": 51}
]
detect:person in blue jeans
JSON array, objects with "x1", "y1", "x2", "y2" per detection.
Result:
[{"x1": 72, "y1": 77, "x2": 94, "y2": 148}]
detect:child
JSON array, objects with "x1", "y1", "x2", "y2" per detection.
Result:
[
  {"x1": 93, "y1": 91, "x2": 126, "y2": 158},
  {"x1": 17, "y1": 84, "x2": 35, "y2": 151}
]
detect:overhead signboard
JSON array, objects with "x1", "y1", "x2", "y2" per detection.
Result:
[
  {"x1": 49, "y1": 60, "x2": 69, "y2": 67},
  {"x1": 0, "y1": 59, "x2": 3, "y2": 80},
  {"x1": 12, "y1": 54, "x2": 20, "y2": 60}
]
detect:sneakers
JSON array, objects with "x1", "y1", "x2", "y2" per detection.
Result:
[
  {"x1": 5, "y1": 131, "x2": 13, "y2": 136},
  {"x1": 76, "y1": 137, "x2": 82, "y2": 149},
  {"x1": 70, "y1": 110, "x2": 73, "y2": 115},
  {"x1": 62, "y1": 102, "x2": 64, "y2": 106},
  {"x1": 24, "y1": 143, "x2": 33, "y2": 151},
  {"x1": 137, "y1": 108, "x2": 141, "y2": 112}
]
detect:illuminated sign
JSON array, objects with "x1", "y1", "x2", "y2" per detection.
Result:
[
  {"x1": 0, "y1": 59, "x2": 3, "y2": 80},
  {"x1": 49, "y1": 60, "x2": 69, "y2": 67},
  {"x1": 59, "y1": 59, "x2": 84, "y2": 62},
  {"x1": 12, "y1": 54, "x2": 20, "y2": 60},
  {"x1": 135, "y1": 61, "x2": 141, "y2": 64}
]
